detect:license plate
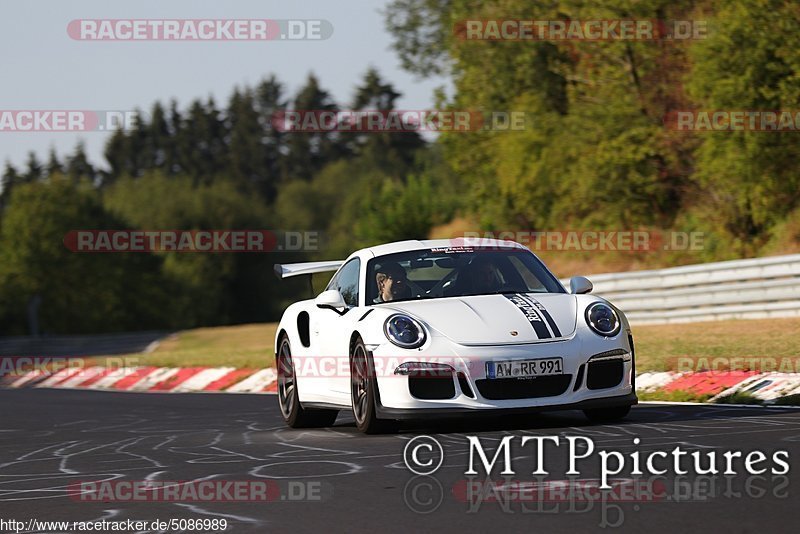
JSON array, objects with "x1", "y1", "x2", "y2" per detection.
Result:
[{"x1": 486, "y1": 358, "x2": 563, "y2": 379}]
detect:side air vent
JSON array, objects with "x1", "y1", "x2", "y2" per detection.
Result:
[
  {"x1": 457, "y1": 372, "x2": 475, "y2": 398},
  {"x1": 573, "y1": 364, "x2": 585, "y2": 391},
  {"x1": 297, "y1": 311, "x2": 310, "y2": 348}
]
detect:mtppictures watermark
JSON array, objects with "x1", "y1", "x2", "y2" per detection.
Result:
[
  {"x1": 401, "y1": 435, "x2": 791, "y2": 490},
  {"x1": 464, "y1": 435, "x2": 790, "y2": 489}
]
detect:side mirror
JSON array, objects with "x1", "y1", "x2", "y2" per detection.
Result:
[
  {"x1": 315, "y1": 289, "x2": 347, "y2": 312},
  {"x1": 570, "y1": 276, "x2": 593, "y2": 295}
]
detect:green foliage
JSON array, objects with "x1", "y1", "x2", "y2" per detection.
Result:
[
  {"x1": 773, "y1": 394, "x2": 800, "y2": 406},
  {"x1": 103, "y1": 173, "x2": 283, "y2": 326},
  {"x1": 386, "y1": 0, "x2": 800, "y2": 260},
  {"x1": 348, "y1": 173, "x2": 451, "y2": 249},
  {"x1": 0, "y1": 177, "x2": 171, "y2": 334},
  {"x1": 411, "y1": 0, "x2": 699, "y2": 234},
  {"x1": 712, "y1": 391, "x2": 764, "y2": 405},
  {"x1": 1, "y1": 68, "x2": 437, "y2": 334},
  {"x1": 687, "y1": 0, "x2": 800, "y2": 255},
  {"x1": 384, "y1": 0, "x2": 453, "y2": 77},
  {"x1": 6, "y1": 3, "x2": 800, "y2": 335}
]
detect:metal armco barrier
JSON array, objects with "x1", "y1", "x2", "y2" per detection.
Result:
[{"x1": 563, "y1": 254, "x2": 800, "y2": 325}]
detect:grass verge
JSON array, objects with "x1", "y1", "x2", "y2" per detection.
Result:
[
  {"x1": 86, "y1": 323, "x2": 278, "y2": 370},
  {"x1": 81, "y1": 317, "x2": 800, "y2": 376},
  {"x1": 637, "y1": 390, "x2": 712, "y2": 403},
  {"x1": 633, "y1": 317, "x2": 800, "y2": 373}
]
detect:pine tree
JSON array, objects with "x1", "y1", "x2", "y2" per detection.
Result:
[
  {"x1": 227, "y1": 88, "x2": 263, "y2": 188},
  {"x1": 281, "y1": 73, "x2": 348, "y2": 183},
  {"x1": 147, "y1": 102, "x2": 171, "y2": 170},
  {"x1": 0, "y1": 161, "x2": 21, "y2": 209},
  {"x1": 46, "y1": 148, "x2": 64, "y2": 178},
  {"x1": 255, "y1": 75, "x2": 287, "y2": 200},
  {"x1": 176, "y1": 98, "x2": 228, "y2": 182},
  {"x1": 166, "y1": 99, "x2": 183, "y2": 174},
  {"x1": 351, "y1": 68, "x2": 425, "y2": 178},
  {"x1": 24, "y1": 152, "x2": 43, "y2": 183},
  {"x1": 103, "y1": 129, "x2": 128, "y2": 183},
  {"x1": 66, "y1": 143, "x2": 95, "y2": 184}
]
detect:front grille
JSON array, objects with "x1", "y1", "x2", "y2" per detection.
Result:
[
  {"x1": 586, "y1": 359, "x2": 624, "y2": 390},
  {"x1": 408, "y1": 373, "x2": 456, "y2": 400},
  {"x1": 475, "y1": 375, "x2": 573, "y2": 400}
]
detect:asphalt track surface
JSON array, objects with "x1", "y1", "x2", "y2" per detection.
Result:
[{"x1": 1, "y1": 388, "x2": 799, "y2": 533}]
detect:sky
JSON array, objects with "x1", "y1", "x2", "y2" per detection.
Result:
[{"x1": 0, "y1": 0, "x2": 448, "y2": 171}]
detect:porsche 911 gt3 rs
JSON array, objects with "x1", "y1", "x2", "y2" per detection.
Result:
[{"x1": 273, "y1": 239, "x2": 637, "y2": 433}]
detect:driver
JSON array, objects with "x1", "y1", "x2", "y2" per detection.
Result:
[
  {"x1": 374, "y1": 262, "x2": 411, "y2": 303},
  {"x1": 465, "y1": 257, "x2": 503, "y2": 294}
]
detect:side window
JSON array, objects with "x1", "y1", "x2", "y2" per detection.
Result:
[{"x1": 329, "y1": 258, "x2": 360, "y2": 307}]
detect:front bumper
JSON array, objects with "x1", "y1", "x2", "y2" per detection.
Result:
[
  {"x1": 370, "y1": 332, "x2": 636, "y2": 416},
  {"x1": 375, "y1": 392, "x2": 637, "y2": 420}
]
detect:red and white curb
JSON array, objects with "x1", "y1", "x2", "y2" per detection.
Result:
[
  {"x1": 3, "y1": 367, "x2": 800, "y2": 403},
  {"x1": 0, "y1": 366, "x2": 278, "y2": 394},
  {"x1": 637, "y1": 370, "x2": 800, "y2": 402}
]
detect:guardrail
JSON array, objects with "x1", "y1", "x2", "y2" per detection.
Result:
[
  {"x1": 563, "y1": 254, "x2": 800, "y2": 325},
  {"x1": 0, "y1": 331, "x2": 169, "y2": 358}
]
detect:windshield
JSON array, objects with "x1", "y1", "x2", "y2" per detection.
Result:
[{"x1": 366, "y1": 247, "x2": 565, "y2": 304}]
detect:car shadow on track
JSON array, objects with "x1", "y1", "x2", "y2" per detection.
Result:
[{"x1": 330, "y1": 403, "x2": 800, "y2": 435}]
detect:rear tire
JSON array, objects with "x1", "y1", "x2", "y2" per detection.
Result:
[
  {"x1": 277, "y1": 335, "x2": 338, "y2": 428},
  {"x1": 350, "y1": 337, "x2": 396, "y2": 434},
  {"x1": 583, "y1": 405, "x2": 631, "y2": 424}
]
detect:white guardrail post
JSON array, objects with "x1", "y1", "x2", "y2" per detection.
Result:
[{"x1": 560, "y1": 254, "x2": 800, "y2": 325}]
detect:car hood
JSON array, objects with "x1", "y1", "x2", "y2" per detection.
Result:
[{"x1": 378, "y1": 293, "x2": 577, "y2": 345}]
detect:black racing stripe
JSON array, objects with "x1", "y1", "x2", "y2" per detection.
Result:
[
  {"x1": 504, "y1": 294, "x2": 551, "y2": 339},
  {"x1": 521, "y1": 295, "x2": 562, "y2": 338}
]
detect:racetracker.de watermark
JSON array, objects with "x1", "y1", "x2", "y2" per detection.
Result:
[
  {"x1": 0, "y1": 110, "x2": 141, "y2": 132},
  {"x1": 63, "y1": 230, "x2": 320, "y2": 252},
  {"x1": 454, "y1": 19, "x2": 708, "y2": 41},
  {"x1": 67, "y1": 19, "x2": 333, "y2": 41},
  {"x1": 456, "y1": 231, "x2": 705, "y2": 252},
  {"x1": 67, "y1": 480, "x2": 331, "y2": 502},
  {"x1": 271, "y1": 110, "x2": 529, "y2": 132},
  {"x1": 452, "y1": 477, "x2": 666, "y2": 504},
  {"x1": 0, "y1": 356, "x2": 140, "y2": 376},
  {"x1": 674, "y1": 356, "x2": 800, "y2": 374},
  {"x1": 281, "y1": 356, "x2": 485, "y2": 379},
  {"x1": 665, "y1": 110, "x2": 800, "y2": 131}
]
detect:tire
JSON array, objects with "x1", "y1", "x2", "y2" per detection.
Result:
[
  {"x1": 277, "y1": 335, "x2": 338, "y2": 428},
  {"x1": 583, "y1": 405, "x2": 631, "y2": 424},
  {"x1": 350, "y1": 337, "x2": 396, "y2": 434}
]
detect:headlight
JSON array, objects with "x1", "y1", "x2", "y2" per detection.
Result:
[
  {"x1": 384, "y1": 314, "x2": 427, "y2": 349},
  {"x1": 585, "y1": 302, "x2": 621, "y2": 337}
]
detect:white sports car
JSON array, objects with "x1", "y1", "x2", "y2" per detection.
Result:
[{"x1": 273, "y1": 239, "x2": 637, "y2": 433}]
